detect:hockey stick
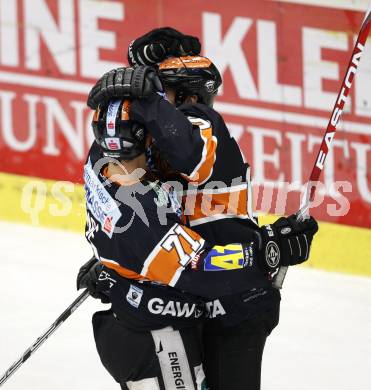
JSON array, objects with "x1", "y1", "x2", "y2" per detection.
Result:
[
  {"x1": 273, "y1": 4, "x2": 371, "y2": 289},
  {"x1": 0, "y1": 289, "x2": 90, "y2": 387}
]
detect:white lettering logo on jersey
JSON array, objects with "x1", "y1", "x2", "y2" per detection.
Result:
[
  {"x1": 148, "y1": 298, "x2": 198, "y2": 318},
  {"x1": 205, "y1": 299, "x2": 226, "y2": 318},
  {"x1": 84, "y1": 159, "x2": 122, "y2": 237}
]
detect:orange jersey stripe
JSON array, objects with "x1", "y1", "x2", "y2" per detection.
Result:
[
  {"x1": 145, "y1": 246, "x2": 183, "y2": 285},
  {"x1": 181, "y1": 126, "x2": 217, "y2": 185},
  {"x1": 101, "y1": 260, "x2": 147, "y2": 281},
  {"x1": 182, "y1": 186, "x2": 249, "y2": 226}
]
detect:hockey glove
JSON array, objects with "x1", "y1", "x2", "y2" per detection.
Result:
[
  {"x1": 257, "y1": 214, "x2": 318, "y2": 273},
  {"x1": 87, "y1": 66, "x2": 163, "y2": 109},
  {"x1": 127, "y1": 27, "x2": 201, "y2": 66},
  {"x1": 76, "y1": 257, "x2": 110, "y2": 303}
]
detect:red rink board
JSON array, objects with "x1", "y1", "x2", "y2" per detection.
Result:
[{"x1": 0, "y1": 0, "x2": 370, "y2": 228}]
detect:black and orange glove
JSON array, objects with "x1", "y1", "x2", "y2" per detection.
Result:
[{"x1": 127, "y1": 27, "x2": 201, "y2": 66}]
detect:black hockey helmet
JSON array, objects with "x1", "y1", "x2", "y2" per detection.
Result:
[
  {"x1": 158, "y1": 56, "x2": 222, "y2": 107},
  {"x1": 92, "y1": 99, "x2": 146, "y2": 160}
]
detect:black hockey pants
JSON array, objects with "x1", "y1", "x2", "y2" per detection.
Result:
[
  {"x1": 92, "y1": 309, "x2": 206, "y2": 389},
  {"x1": 202, "y1": 304, "x2": 280, "y2": 390}
]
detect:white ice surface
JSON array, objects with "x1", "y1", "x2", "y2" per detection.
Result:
[{"x1": 0, "y1": 221, "x2": 370, "y2": 390}]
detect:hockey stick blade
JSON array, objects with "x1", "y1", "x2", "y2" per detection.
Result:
[
  {"x1": 273, "y1": 4, "x2": 371, "y2": 289},
  {"x1": 0, "y1": 290, "x2": 90, "y2": 387}
]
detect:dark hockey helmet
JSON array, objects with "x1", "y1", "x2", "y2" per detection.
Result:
[
  {"x1": 158, "y1": 56, "x2": 222, "y2": 107},
  {"x1": 92, "y1": 99, "x2": 146, "y2": 160}
]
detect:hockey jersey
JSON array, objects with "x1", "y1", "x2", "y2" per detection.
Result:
[
  {"x1": 128, "y1": 93, "x2": 280, "y2": 325},
  {"x1": 84, "y1": 142, "x2": 268, "y2": 299},
  {"x1": 129, "y1": 93, "x2": 259, "y2": 247}
]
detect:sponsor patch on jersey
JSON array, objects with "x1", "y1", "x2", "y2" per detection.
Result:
[
  {"x1": 203, "y1": 244, "x2": 246, "y2": 271},
  {"x1": 190, "y1": 251, "x2": 202, "y2": 270},
  {"x1": 126, "y1": 284, "x2": 143, "y2": 308},
  {"x1": 84, "y1": 160, "x2": 122, "y2": 238}
]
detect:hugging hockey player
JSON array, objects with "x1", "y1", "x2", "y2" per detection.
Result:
[
  {"x1": 83, "y1": 27, "x2": 318, "y2": 390},
  {"x1": 78, "y1": 96, "x2": 318, "y2": 389}
]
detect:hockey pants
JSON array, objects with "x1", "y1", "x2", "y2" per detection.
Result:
[
  {"x1": 202, "y1": 304, "x2": 280, "y2": 390},
  {"x1": 92, "y1": 309, "x2": 206, "y2": 390}
]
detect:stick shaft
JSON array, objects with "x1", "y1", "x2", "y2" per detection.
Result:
[
  {"x1": 306, "y1": 15, "x2": 371, "y2": 205},
  {"x1": 273, "y1": 6, "x2": 371, "y2": 289},
  {"x1": 0, "y1": 290, "x2": 90, "y2": 387}
]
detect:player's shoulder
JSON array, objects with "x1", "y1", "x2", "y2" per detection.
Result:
[
  {"x1": 84, "y1": 163, "x2": 181, "y2": 234},
  {"x1": 179, "y1": 102, "x2": 223, "y2": 123},
  {"x1": 106, "y1": 180, "x2": 182, "y2": 242}
]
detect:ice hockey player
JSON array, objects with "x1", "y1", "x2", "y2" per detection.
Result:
[
  {"x1": 77, "y1": 96, "x2": 317, "y2": 389},
  {"x1": 84, "y1": 27, "x2": 319, "y2": 390}
]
